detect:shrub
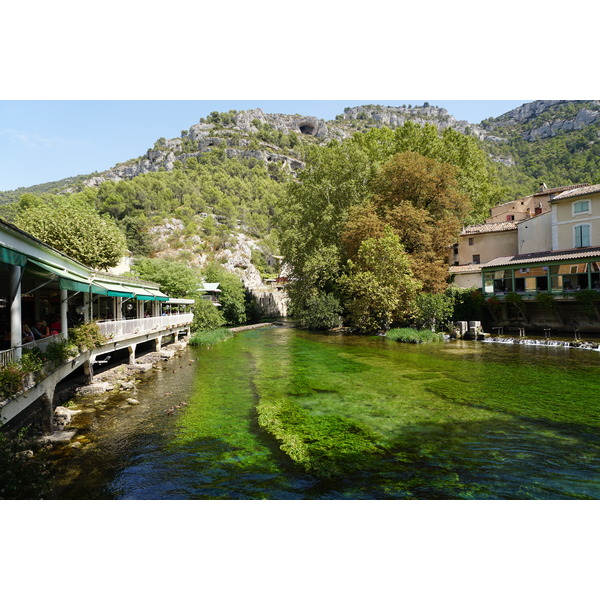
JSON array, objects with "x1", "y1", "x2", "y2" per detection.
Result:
[
  {"x1": 574, "y1": 289, "x2": 600, "y2": 318},
  {"x1": 20, "y1": 347, "x2": 46, "y2": 373},
  {"x1": 298, "y1": 293, "x2": 343, "y2": 330},
  {"x1": 45, "y1": 338, "x2": 78, "y2": 364},
  {"x1": 505, "y1": 292, "x2": 524, "y2": 307},
  {"x1": 0, "y1": 362, "x2": 27, "y2": 399},
  {"x1": 68, "y1": 322, "x2": 106, "y2": 352},
  {"x1": 536, "y1": 292, "x2": 555, "y2": 309},
  {"x1": 191, "y1": 299, "x2": 225, "y2": 332},
  {"x1": 414, "y1": 292, "x2": 455, "y2": 332}
]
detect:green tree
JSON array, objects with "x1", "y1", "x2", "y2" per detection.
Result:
[
  {"x1": 277, "y1": 142, "x2": 374, "y2": 312},
  {"x1": 339, "y1": 229, "x2": 421, "y2": 333},
  {"x1": 413, "y1": 292, "x2": 455, "y2": 331},
  {"x1": 203, "y1": 263, "x2": 247, "y2": 325},
  {"x1": 297, "y1": 292, "x2": 343, "y2": 330},
  {"x1": 13, "y1": 196, "x2": 127, "y2": 270},
  {"x1": 191, "y1": 298, "x2": 225, "y2": 331},
  {"x1": 131, "y1": 257, "x2": 200, "y2": 297}
]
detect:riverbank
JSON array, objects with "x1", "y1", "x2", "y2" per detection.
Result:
[
  {"x1": 229, "y1": 321, "x2": 282, "y2": 333},
  {"x1": 35, "y1": 338, "x2": 190, "y2": 446}
]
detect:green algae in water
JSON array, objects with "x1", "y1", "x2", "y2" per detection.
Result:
[{"x1": 48, "y1": 327, "x2": 600, "y2": 499}]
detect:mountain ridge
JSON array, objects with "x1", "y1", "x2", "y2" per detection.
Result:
[{"x1": 2, "y1": 100, "x2": 599, "y2": 203}]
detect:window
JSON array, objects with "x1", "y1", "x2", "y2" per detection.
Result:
[
  {"x1": 468, "y1": 237, "x2": 474, "y2": 246},
  {"x1": 472, "y1": 254, "x2": 480, "y2": 264},
  {"x1": 574, "y1": 224, "x2": 591, "y2": 248},
  {"x1": 573, "y1": 200, "x2": 591, "y2": 216},
  {"x1": 506, "y1": 214, "x2": 515, "y2": 221}
]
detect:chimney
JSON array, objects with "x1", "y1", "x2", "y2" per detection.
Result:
[{"x1": 539, "y1": 182, "x2": 548, "y2": 192}]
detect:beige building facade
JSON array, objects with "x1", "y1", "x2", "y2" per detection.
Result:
[
  {"x1": 550, "y1": 185, "x2": 600, "y2": 251},
  {"x1": 450, "y1": 184, "x2": 600, "y2": 290}
]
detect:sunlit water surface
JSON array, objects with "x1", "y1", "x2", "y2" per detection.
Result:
[{"x1": 48, "y1": 326, "x2": 600, "y2": 499}]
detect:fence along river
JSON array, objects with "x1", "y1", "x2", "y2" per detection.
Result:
[{"x1": 47, "y1": 325, "x2": 600, "y2": 499}]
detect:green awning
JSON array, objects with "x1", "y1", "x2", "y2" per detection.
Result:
[
  {"x1": 130, "y1": 287, "x2": 169, "y2": 301},
  {"x1": 29, "y1": 259, "x2": 91, "y2": 293},
  {"x1": 100, "y1": 282, "x2": 136, "y2": 298},
  {"x1": 0, "y1": 246, "x2": 28, "y2": 267},
  {"x1": 90, "y1": 282, "x2": 110, "y2": 295}
]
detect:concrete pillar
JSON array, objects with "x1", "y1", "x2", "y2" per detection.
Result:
[
  {"x1": 9, "y1": 264, "x2": 22, "y2": 360},
  {"x1": 60, "y1": 288, "x2": 68, "y2": 339},
  {"x1": 128, "y1": 344, "x2": 137, "y2": 365},
  {"x1": 155, "y1": 336, "x2": 162, "y2": 351},
  {"x1": 40, "y1": 389, "x2": 54, "y2": 434},
  {"x1": 84, "y1": 358, "x2": 94, "y2": 384},
  {"x1": 83, "y1": 292, "x2": 91, "y2": 322}
]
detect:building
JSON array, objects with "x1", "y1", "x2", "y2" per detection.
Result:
[
  {"x1": 450, "y1": 184, "x2": 600, "y2": 333},
  {"x1": 1, "y1": 218, "x2": 194, "y2": 426},
  {"x1": 450, "y1": 184, "x2": 595, "y2": 290}
]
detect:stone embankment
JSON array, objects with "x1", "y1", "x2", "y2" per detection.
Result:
[{"x1": 229, "y1": 322, "x2": 282, "y2": 333}]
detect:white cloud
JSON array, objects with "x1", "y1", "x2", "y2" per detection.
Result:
[{"x1": 1, "y1": 128, "x2": 88, "y2": 149}]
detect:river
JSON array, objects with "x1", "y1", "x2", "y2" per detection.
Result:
[{"x1": 47, "y1": 325, "x2": 600, "y2": 499}]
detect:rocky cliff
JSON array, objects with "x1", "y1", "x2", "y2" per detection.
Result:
[{"x1": 80, "y1": 101, "x2": 600, "y2": 189}]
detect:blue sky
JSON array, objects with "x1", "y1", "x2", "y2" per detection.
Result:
[{"x1": 0, "y1": 100, "x2": 529, "y2": 191}]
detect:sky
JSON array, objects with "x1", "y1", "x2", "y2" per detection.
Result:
[{"x1": 0, "y1": 99, "x2": 530, "y2": 191}]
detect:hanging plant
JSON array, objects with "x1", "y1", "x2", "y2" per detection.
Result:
[
  {"x1": 574, "y1": 289, "x2": 600, "y2": 319},
  {"x1": 535, "y1": 292, "x2": 555, "y2": 309},
  {"x1": 505, "y1": 292, "x2": 525, "y2": 308}
]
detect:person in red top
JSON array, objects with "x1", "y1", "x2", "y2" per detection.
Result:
[{"x1": 49, "y1": 316, "x2": 61, "y2": 335}]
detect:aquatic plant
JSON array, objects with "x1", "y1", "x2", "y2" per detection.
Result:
[
  {"x1": 188, "y1": 328, "x2": 233, "y2": 346},
  {"x1": 0, "y1": 428, "x2": 49, "y2": 499},
  {"x1": 256, "y1": 394, "x2": 384, "y2": 479},
  {"x1": 386, "y1": 328, "x2": 444, "y2": 343}
]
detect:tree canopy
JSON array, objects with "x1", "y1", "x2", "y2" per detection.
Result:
[
  {"x1": 278, "y1": 122, "x2": 505, "y2": 324},
  {"x1": 13, "y1": 194, "x2": 127, "y2": 270},
  {"x1": 130, "y1": 257, "x2": 200, "y2": 297}
]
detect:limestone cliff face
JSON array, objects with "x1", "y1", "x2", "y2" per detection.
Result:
[
  {"x1": 81, "y1": 101, "x2": 600, "y2": 190},
  {"x1": 84, "y1": 109, "x2": 347, "y2": 187},
  {"x1": 481, "y1": 100, "x2": 600, "y2": 141},
  {"x1": 340, "y1": 104, "x2": 494, "y2": 141}
]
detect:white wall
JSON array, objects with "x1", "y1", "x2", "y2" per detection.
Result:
[{"x1": 518, "y1": 212, "x2": 552, "y2": 254}]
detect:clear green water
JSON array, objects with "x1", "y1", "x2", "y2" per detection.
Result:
[{"x1": 48, "y1": 326, "x2": 600, "y2": 499}]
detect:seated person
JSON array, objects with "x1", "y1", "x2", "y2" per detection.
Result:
[
  {"x1": 36, "y1": 320, "x2": 51, "y2": 338},
  {"x1": 22, "y1": 324, "x2": 34, "y2": 344},
  {"x1": 49, "y1": 316, "x2": 61, "y2": 335}
]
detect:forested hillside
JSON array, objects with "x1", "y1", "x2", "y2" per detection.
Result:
[{"x1": 2, "y1": 100, "x2": 599, "y2": 331}]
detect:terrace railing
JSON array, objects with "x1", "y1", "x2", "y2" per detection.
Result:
[
  {"x1": 0, "y1": 334, "x2": 61, "y2": 368},
  {"x1": 0, "y1": 314, "x2": 193, "y2": 368},
  {"x1": 97, "y1": 313, "x2": 193, "y2": 342}
]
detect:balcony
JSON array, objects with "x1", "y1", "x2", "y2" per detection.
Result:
[{"x1": 97, "y1": 313, "x2": 193, "y2": 342}]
